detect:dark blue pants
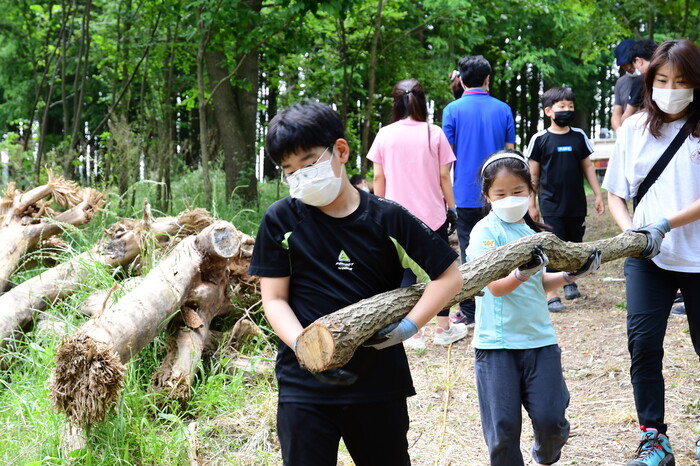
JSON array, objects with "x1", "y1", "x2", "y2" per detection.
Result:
[
  {"x1": 402, "y1": 219, "x2": 450, "y2": 317},
  {"x1": 277, "y1": 400, "x2": 410, "y2": 466},
  {"x1": 624, "y1": 257, "x2": 700, "y2": 433},
  {"x1": 475, "y1": 345, "x2": 570, "y2": 466},
  {"x1": 456, "y1": 207, "x2": 485, "y2": 317}
]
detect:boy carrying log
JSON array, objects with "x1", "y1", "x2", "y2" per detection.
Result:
[{"x1": 249, "y1": 100, "x2": 462, "y2": 465}]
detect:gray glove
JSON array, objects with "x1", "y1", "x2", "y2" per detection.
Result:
[
  {"x1": 633, "y1": 218, "x2": 671, "y2": 260},
  {"x1": 446, "y1": 208, "x2": 458, "y2": 236},
  {"x1": 515, "y1": 245, "x2": 549, "y2": 281},
  {"x1": 363, "y1": 318, "x2": 418, "y2": 350}
]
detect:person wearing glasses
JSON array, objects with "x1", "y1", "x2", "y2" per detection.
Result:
[{"x1": 249, "y1": 100, "x2": 463, "y2": 466}]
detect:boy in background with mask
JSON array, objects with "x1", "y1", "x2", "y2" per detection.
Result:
[
  {"x1": 525, "y1": 87, "x2": 605, "y2": 312},
  {"x1": 249, "y1": 100, "x2": 463, "y2": 466}
]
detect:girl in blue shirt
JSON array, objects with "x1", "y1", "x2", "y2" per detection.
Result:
[{"x1": 466, "y1": 150, "x2": 601, "y2": 466}]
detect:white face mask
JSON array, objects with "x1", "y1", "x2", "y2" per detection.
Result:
[
  {"x1": 287, "y1": 148, "x2": 342, "y2": 206},
  {"x1": 491, "y1": 195, "x2": 530, "y2": 223},
  {"x1": 652, "y1": 87, "x2": 694, "y2": 115}
]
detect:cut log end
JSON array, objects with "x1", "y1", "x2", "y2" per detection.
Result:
[
  {"x1": 196, "y1": 222, "x2": 240, "y2": 259},
  {"x1": 50, "y1": 334, "x2": 125, "y2": 426},
  {"x1": 294, "y1": 323, "x2": 336, "y2": 372}
]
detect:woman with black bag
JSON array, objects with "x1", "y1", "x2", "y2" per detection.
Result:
[{"x1": 603, "y1": 38, "x2": 700, "y2": 466}]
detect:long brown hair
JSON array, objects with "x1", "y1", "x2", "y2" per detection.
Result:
[
  {"x1": 391, "y1": 78, "x2": 428, "y2": 123},
  {"x1": 643, "y1": 39, "x2": 700, "y2": 138}
]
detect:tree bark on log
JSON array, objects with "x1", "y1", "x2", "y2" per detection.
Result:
[
  {"x1": 0, "y1": 181, "x2": 103, "y2": 292},
  {"x1": 295, "y1": 231, "x2": 648, "y2": 373},
  {"x1": 0, "y1": 230, "x2": 141, "y2": 350},
  {"x1": 50, "y1": 221, "x2": 240, "y2": 426}
]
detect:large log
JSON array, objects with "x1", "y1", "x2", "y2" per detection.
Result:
[
  {"x1": 150, "y1": 230, "x2": 257, "y2": 404},
  {"x1": 0, "y1": 176, "x2": 103, "y2": 292},
  {"x1": 50, "y1": 221, "x2": 240, "y2": 426},
  {"x1": 0, "y1": 230, "x2": 141, "y2": 350},
  {"x1": 295, "y1": 230, "x2": 647, "y2": 372}
]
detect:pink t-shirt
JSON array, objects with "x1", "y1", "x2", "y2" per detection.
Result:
[{"x1": 367, "y1": 119, "x2": 456, "y2": 230}]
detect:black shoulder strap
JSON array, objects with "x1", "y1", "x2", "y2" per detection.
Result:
[{"x1": 633, "y1": 119, "x2": 693, "y2": 209}]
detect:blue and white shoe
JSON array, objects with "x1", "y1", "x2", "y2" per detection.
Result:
[
  {"x1": 626, "y1": 426, "x2": 675, "y2": 466},
  {"x1": 695, "y1": 435, "x2": 700, "y2": 461}
]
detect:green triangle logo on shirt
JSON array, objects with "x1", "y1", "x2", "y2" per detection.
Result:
[{"x1": 338, "y1": 250, "x2": 351, "y2": 262}]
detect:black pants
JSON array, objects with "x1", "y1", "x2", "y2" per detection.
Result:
[
  {"x1": 277, "y1": 399, "x2": 411, "y2": 466},
  {"x1": 402, "y1": 219, "x2": 450, "y2": 317},
  {"x1": 624, "y1": 257, "x2": 700, "y2": 433},
  {"x1": 542, "y1": 216, "x2": 585, "y2": 273},
  {"x1": 456, "y1": 207, "x2": 485, "y2": 317}
]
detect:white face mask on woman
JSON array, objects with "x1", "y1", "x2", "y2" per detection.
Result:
[
  {"x1": 287, "y1": 148, "x2": 342, "y2": 206},
  {"x1": 491, "y1": 195, "x2": 530, "y2": 223},
  {"x1": 652, "y1": 87, "x2": 694, "y2": 115}
]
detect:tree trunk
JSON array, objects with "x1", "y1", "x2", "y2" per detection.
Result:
[
  {"x1": 63, "y1": 0, "x2": 92, "y2": 179},
  {"x1": 0, "y1": 179, "x2": 103, "y2": 292},
  {"x1": 205, "y1": 46, "x2": 259, "y2": 204},
  {"x1": 50, "y1": 221, "x2": 240, "y2": 426},
  {"x1": 359, "y1": 0, "x2": 384, "y2": 172},
  {"x1": 197, "y1": 8, "x2": 213, "y2": 208},
  {"x1": 295, "y1": 230, "x2": 648, "y2": 372}
]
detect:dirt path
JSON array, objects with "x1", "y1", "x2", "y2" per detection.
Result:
[{"x1": 400, "y1": 206, "x2": 700, "y2": 465}]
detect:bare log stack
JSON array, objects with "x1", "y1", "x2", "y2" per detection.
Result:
[
  {"x1": 50, "y1": 221, "x2": 240, "y2": 426},
  {"x1": 295, "y1": 230, "x2": 648, "y2": 373}
]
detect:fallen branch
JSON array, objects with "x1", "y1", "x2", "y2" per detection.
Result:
[
  {"x1": 295, "y1": 230, "x2": 647, "y2": 372},
  {"x1": 50, "y1": 221, "x2": 240, "y2": 426}
]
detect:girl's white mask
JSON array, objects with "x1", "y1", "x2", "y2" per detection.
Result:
[
  {"x1": 287, "y1": 148, "x2": 342, "y2": 206},
  {"x1": 491, "y1": 195, "x2": 530, "y2": 223},
  {"x1": 652, "y1": 87, "x2": 694, "y2": 115}
]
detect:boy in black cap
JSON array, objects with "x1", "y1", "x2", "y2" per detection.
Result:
[{"x1": 611, "y1": 38, "x2": 636, "y2": 131}]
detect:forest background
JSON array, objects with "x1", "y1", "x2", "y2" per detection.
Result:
[{"x1": 0, "y1": 0, "x2": 699, "y2": 464}]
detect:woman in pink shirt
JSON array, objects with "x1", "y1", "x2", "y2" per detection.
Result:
[{"x1": 368, "y1": 78, "x2": 468, "y2": 348}]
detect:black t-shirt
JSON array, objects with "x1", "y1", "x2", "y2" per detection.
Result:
[
  {"x1": 526, "y1": 128, "x2": 593, "y2": 217},
  {"x1": 249, "y1": 190, "x2": 458, "y2": 404},
  {"x1": 628, "y1": 74, "x2": 645, "y2": 107}
]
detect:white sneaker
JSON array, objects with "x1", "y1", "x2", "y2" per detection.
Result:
[
  {"x1": 433, "y1": 323, "x2": 469, "y2": 346},
  {"x1": 403, "y1": 332, "x2": 426, "y2": 350}
]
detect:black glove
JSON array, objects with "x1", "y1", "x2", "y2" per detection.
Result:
[
  {"x1": 311, "y1": 368, "x2": 358, "y2": 386},
  {"x1": 633, "y1": 218, "x2": 671, "y2": 260},
  {"x1": 570, "y1": 248, "x2": 602, "y2": 276},
  {"x1": 446, "y1": 208, "x2": 458, "y2": 236},
  {"x1": 564, "y1": 248, "x2": 602, "y2": 282},
  {"x1": 515, "y1": 245, "x2": 549, "y2": 281}
]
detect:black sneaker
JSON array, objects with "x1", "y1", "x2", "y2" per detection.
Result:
[
  {"x1": 564, "y1": 282, "x2": 581, "y2": 300},
  {"x1": 450, "y1": 310, "x2": 475, "y2": 328},
  {"x1": 673, "y1": 292, "x2": 683, "y2": 304},
  {"x1": 548, "y1": 297, "x2": 566, "y2": 312},
  {"x1": 671, "y1": 304, "x2": 686, "y2": 316}
]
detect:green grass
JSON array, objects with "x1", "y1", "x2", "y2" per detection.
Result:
[{"x1": 0, "y1": 172, "x2": 283, "y2": 464}]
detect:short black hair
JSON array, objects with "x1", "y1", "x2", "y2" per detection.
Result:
[
  {"x1": 349, "y1": 174, "x2": 365, "y2": 186},
  {"x1": 628, "y1": 39, "x2": 658, "y2": 62},
  {"x1": 542, "y1": 87, "x2": 575, "y2": 109},
  {"x1": 458, "y1": 55, "x2": 491, "y2": 88},
  {"x1": 266, "y1": 100, "x2": 345, "y2": 165}
]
